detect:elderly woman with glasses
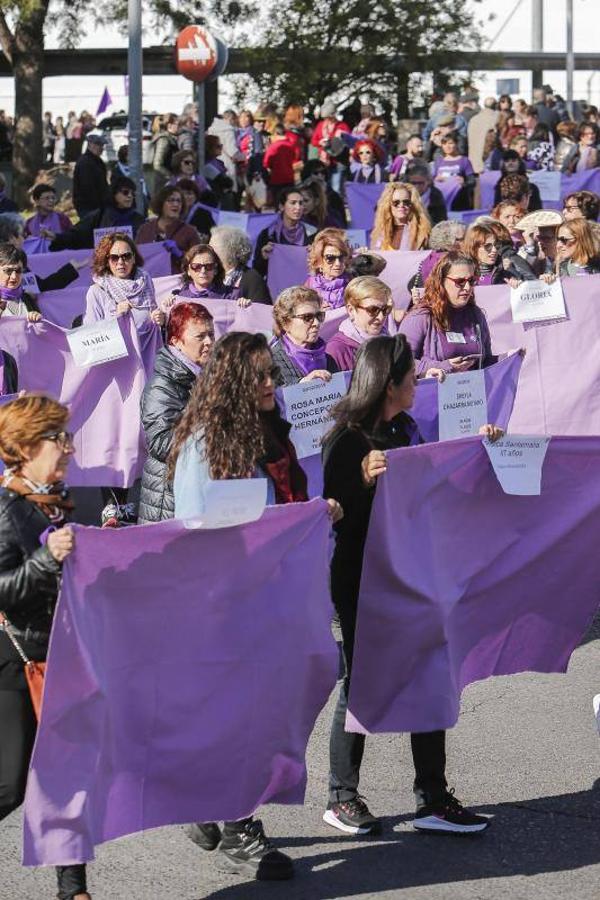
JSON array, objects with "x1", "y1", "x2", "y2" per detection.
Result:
[
  {"x1": 370, "y1": 183, "x2": 431, "y2": 251},
  {"x1": 399, "y1": 251, "x2": 496, "y2": 381},
  {"x1": 554, "y1": 219, "x2": 600, "y2": 276},
  {"x1": 325, "y1": 276, "x2": 393, "y2": 371},
  {"x1": 0, "y1": 394, "x2": 93, "y2": 900},
  {"x1": 304, "y1": 228, "x2": 387, "y2": 310},
  {"x1": 0, "y1": 243, "x2": 42, "y2": 323},
  {"x1": 136, "y1": 185, "x2": 200, "y2": 274},
  {"x1": 210, "y1": 225, "x2": 271, "y2": 304},
  {"x1": 270, "y1": 285, "x2": 339, "y2": 386}
]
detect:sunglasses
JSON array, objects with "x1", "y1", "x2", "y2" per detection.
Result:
[
  {"x1": 358, "y1": 304, "x2": 393, "y2": 318},
  {"x1": 292, "y1": 311, "x2": 326, "y2": 324},
  {"x1": 446, "y1": 275, "x2": 477, "y2": 288},
  {"x1": 392, "y1": 199, "x2": 412, "y2": 208},
  {"x1": 563, "y1": 204, "x2": 580, "y2": 212},
  {"x1": 41, "y1": 430, "x2": 74, "y2": 449},
  {"x1": 1, "y1": 266, "x2": 23, "y2": 276},
  {"x1": 189, "y1": 262, "x2": 216, "y2": 272},
  {"x1": 256, "y1": 365, "x2": 281, "y2": 384},
  {"x1": 109, "y1": 251, "x2": 133, "y2": 263},
  {"x1": 323, "y1": 253, "x2": 346, "y2": 264},
  {"x1": 482, "y1": 243, "x2": 498, "y2": 252},
  {"x1": 556, "y1": 235, "x2": 576, "y2": 245}
]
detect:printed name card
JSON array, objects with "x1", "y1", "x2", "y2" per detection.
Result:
[
  {"x1": 282, "y1": 372, "x2": 348, "y2": 458},
  {"x1": 66, "y1": 318, "x2": 128, "y2": 368},
  {"x1": 510, "y1": 279, "x2": 566, "y2": 325},
  {"x1": 484, "y1": 435, "x2": 550, "y2": 495},
  {"x1": 186, "y1": 478, "x2": 267, "y2": 529},
  {"x1": 93, "y1": 226, "x2": 134, "y2": 247},
  {"x1": 438, "y1": 370, "x2": 488, "y2": 441}
]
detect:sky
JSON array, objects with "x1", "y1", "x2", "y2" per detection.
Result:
[{"x1": 0, "y1": 0, "x2": 597, "y2": 120}]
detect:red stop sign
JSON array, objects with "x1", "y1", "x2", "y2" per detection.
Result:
[{"x1": 176, "y1": 26, "x2": 218, "y2": 82}]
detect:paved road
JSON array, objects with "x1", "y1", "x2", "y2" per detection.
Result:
[{"x1": 2, "y1": 615, "x2": 599, "y2": 900}]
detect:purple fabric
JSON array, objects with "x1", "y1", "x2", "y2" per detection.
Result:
[
  {"x1": 304, "y1": 273, "x2": 350, "y2": 309},
  {"x1": 346, "y1": 183, "x2": 386, "y2": 229},
  {"x1": 167, "y1": 345, "x2": 202, "y2": 376},
  {"x1": 23, "y1": 236, "x2": 50, "y2": 256},
  {"x1": 281, "y1": 334, "x2": 327, "y2": 376},
  {"x1": 480, "y1": 168, "x2": 600, "y2": 212},
  {"x1": 435, "y1": 175, "x2": 464, "y2": 211},
  {"x1": 268, "y1": 214, "x2": 307, "y2": 246},
  {"x1": 346, "y1": 435, "x2": 600, "y2": 735},
  {"x1": 25, "y1": 211, "x2": 65, "y2": 238},
  {"x1": 433, "y1": 156, "x2": 474, "y2": 179},
  {"x1": 0, "y1": 317, "x2": 161, "y2": 487},
  {"x1": 178, "y1": 283, "x2": 227, "y2": 300},
  {"x1": 268, "y1": 245, "x2": 429, "y2": 309},
  {"x1": 479, "y1": 170, "x2": 502, "y2": 210},
  {"x1": 325, "y1": 330, "x2": 361, "y2": 372},
  {"x1": 0, "y1": 285, "x2": 23, "y2": 304},
  {"x1": 154, "y1": 278, "x2": 276, "y2": 339},
  {"x1": 22, "y1": 503, "x2": 337, "y2": 865},
  {"x1": 399, "y1": 305, "x2": 494, "y2": 376}
]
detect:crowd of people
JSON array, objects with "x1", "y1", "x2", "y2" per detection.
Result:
[{"x1": 0, "y1": 83, "x2": 599, "y2": 899}]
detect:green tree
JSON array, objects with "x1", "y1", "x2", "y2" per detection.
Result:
[{"x1": 236, "y1": 0, "x2": 486, "y2": 114}]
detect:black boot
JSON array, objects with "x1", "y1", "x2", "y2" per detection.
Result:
[{"x1": 56, "y1": 863, "x2": 88, "y2": 899}]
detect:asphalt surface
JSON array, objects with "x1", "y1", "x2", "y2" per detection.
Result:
[{"x1": 2, "y1": 607, "x2": 599, "y2": 900}]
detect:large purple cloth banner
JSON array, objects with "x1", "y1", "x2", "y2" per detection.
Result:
[
  {"x1": 267, "y1": 245, "x2": 428, "y2": 307},
  {"x1": 0, "y1": 317, "x2": 161, "y2": 487},
  {"x1": 346, "y1": 183, "x2": 386, "y2": 229},
  {"x1": 477, "y1": 275, "x2": 600, "y2": 435},
  {"x1": 197, "y1": 205, "x2": 278, "y2": 245},
  {"x1": 436, "y1": 175, "x2": 463, "y2": 211},
  {"x1": 346, "y1": 436, "x2": 600, "y2": 735},
  {"x1": 479, "y1": 168, "x2": 600, "y2": 214},
  {"x1": 35, "y1": 244, "x2": 172, "y2": 329},
  {"x1": 23, "y1": 503, "x2": 337, "y2": 866}
]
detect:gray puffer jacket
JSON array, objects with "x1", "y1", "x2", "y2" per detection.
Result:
[{"x1": 138, "y1": 347, "x2": 197, "y2": 524}]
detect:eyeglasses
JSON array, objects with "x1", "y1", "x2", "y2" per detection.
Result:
[
  {"x1": 556, "y1": 235, "x2": 576, "y2": 245},
  {"x1": 358, "y1": 304, "x2": 393, "y2": 318},
  {"x1": 563, "y1": 204, "x2": 580, "y2": 212},
  {"x1": 189, "y1": 262, "x2": 216, "y2": 272},
  {"x1": 118, "y1": 188, "x2": 133, "y2": 196},
  {"x1": 1, "y1": 266, "x2": 23, "y2": 276},
  {"x1": 256, "y1": 365, "x2": 281, "y2": 384},
  {"x1": 323, "y1": 253, "x2": 346, "y2": 264},
  {"x1": 446, "y1": 275, "x2": 477, "y2": 288},
  {"x1": 292, "y1": 311, "x2": 326, "y2": 324},
  {"x1": 41, "y1": 430, "x2": 74, "y2": 449},
  {"x1": 108, "y1": 251, "x2": 133, "y2": 263},
  {"x1": 392, "y1": 199, "x2": 412, "y2": 208},
  {"x1": 482, "y1": 243, "x2": 498, "y2": 252}
]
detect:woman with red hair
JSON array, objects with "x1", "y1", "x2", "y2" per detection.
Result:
[
  {"x1": 349, "y1": 139, "x2": 386, "y2": 183},
  {"x1": 138, "y1": 301, "x2": 215, "y2": 523}
]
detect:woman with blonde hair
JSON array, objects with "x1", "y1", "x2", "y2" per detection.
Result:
[
  {"x1": 555, "y1": 218, "x2": 600, "y2": 276},
  {"x1": 370, "y1": 183, "x2": 430, "y2": 251},
  {"x1": 325, "y1": 276, "x2": 393, "y2": 370}
]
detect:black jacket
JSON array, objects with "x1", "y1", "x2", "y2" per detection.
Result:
[
  {"x1": 72, "y1": 150, "x2": 110, "y2": 216},
  {"x1": 427, "y1": 185, "x2": 448, "y2": 226},
  {"x1": 271, "y1": 338, "x2": 339, "y2": 387},
  {"x1": 1, "y1": 350, "x2": 18, "y2": 393},
  {"x1": 0, "y1": 489, "x2": 62, "y2": 690},
  {"x1": 50, "y1": 206, "x2": 146, "y2": 252},
  {"x1": 138, "y1": 347, "x2": 197, "y2": 524}
]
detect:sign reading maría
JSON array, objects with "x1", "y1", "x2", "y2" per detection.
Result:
[
  {"x1": 67, "y1": 318, "x2": 128, "y2": 368},
  {"x1": 437, "y1": 369, "x2": 488, "y2": 441},
  {"x1": 282, "y1": 372, "x2": 347, "y2": 458}
]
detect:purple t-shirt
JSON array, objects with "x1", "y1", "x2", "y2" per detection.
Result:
[
  {"x1": 437, "y1": 306, "x2": 482, "y2": 361},
  {"x1": 433, "y1": 156, "x2": 474, "y2": 180}
]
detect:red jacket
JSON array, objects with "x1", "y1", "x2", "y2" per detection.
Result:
[{"x1": 310, "y1": 118, "x2": 351, "y2": 165}]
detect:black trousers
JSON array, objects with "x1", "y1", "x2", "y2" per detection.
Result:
[
  {"x1": 0, "y1": 689, "x2": 88, "y2": 898},
  {"x1": 328, "y1": 603, "x2": 447, "y2": 807}
]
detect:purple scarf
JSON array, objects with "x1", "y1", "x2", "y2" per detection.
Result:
[
  {"x1": 168, "y1": 345, "x2": 202, "y2": 376},
  {"x1": 305, "y1": 273, "x2": 350, "y2": 309},
  {"x1": 339, "y1": 316, "x2": 388, "y2": 345},
  {"x1": 281, "y1": 334, "x2": 328, "y2": 376},
  {"x1": 26, "y1": 211, "x2": 63, "y2": 237},
  {"x1": 178, "y1": 282, "x2": 226, "y2": 300},
  {"x1": 268, "y1": 214, "x2": 306, "y2": 246},
  {"x1": 0, "y1": 285, "x2": 24, "y2": 304}
]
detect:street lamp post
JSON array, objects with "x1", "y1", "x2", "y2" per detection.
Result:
[
  {"x1": 566, "y1": 0, "x2": 574, "y2": 118},
  {"x1": 128, "y1": 0, "x2": 144, "y2": 214}
]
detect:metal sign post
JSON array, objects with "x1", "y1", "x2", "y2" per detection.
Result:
[{"x1": 127, "y1": 0, "x2": 144, "y2": 214}]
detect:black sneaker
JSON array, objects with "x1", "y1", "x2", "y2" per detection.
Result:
[
  {"x1": 185, "y1": 821, "x2": 221, "y2": 851},
  {"x1": 412, "y1": 789, "x2": 490, "y2": 834},
  {"x1": 323, "y1": 796, "x2": 381, "y2": 835},
  {"x1": 217, "y1": 819, "x2": 294, "y2": 880}
]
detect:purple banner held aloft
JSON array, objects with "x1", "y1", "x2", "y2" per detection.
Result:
[
  {"x1": 476, "y1": 275, "x2": 600, "y2": 434},
  {"x1": 345, "y1": 182, "x2": 386, "y2": 229},
  {"x1": 479, "y1": 168, "x2": 600, "y2": 215},
  {"x1": 436, "y1": 175, "x2": 463, "y2": 212},
  {"x1": 23, "y1": 502, "x2": 337, "y2": 866},
  {"x1": 0, "y1": 317, "x2": 162, "y2": 487},
  {"x1": 346, "y1": 436, "x2": 600, "y2": 735}
]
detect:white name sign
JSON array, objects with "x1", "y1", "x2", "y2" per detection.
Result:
[
  {"x1": 67, "y1": 318, "x2": 128, "y2": 368},
  {"x1": 282, "y1": 372, "x2": 348, "y2": 459},
  {"x1": 510, "y1": 279, "x2": 566, "y2": 325},
  {"x1": 185, "y1": 478, "x2": 267, "y2": 529},
  {"x1": 93, "y1": 225, "x2": 134, "y2": 247},
  {"x1": 438, "y1": 369, "x2": 488, "y2": 441},
  {"x1": 484, "y1": 435, "x2": 550, "y2": 495}
]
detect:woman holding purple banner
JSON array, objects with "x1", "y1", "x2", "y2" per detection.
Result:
[
  {"x1": 24, "y1": 184, "x2": 71, "y2": 241},
  {"x1": 322, "y1": 334, "x2": 495, "y2": 836},
  {"x1": 165, "y1": 243, "x2": 254, "y2": 310},
  {"x1": 370, "y1": 183, "x2": 430, "y2": 251},
  {"x1": 0, "y1": 394, "x2": 92, "y2": 899},
  {"x1": 136, "y1": 185, "x2": 200, "y2": 274},
  {"x1": 326, "y1": 276, "x2": 394, "y2": 371},
  {"x1": 271, "y1": 285, "x2": 338, "y2": 386},
  {"x1": 253, "y1": 187, "x2": 316, "y2": 278}
]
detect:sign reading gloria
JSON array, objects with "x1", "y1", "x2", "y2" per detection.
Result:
[
  {"x1": 93, "y1": 225, "x2": 133, "y2": 248},
  {"x1": 438, "y1": 369, "x2": 488, "y2": 441},
  {"x1": 67, "y1": 318, "x2": 128, "y2": 368},
  {"x1": 282, "y1": 372, "x2": 347, "y2": 459},
  {"x1": 510, "y1": 279, "x2": 567, "y2": 325}
]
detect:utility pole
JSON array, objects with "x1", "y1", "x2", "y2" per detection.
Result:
[
  {"x1": 128, "y1": 0, "x2": 144, "y2": 214},
  {"x1": 531, "y1": 0, "x2": 543, "y2": 90},
  {"x1": 566, "y1": 0, "x2": 574, "y2": 117}
]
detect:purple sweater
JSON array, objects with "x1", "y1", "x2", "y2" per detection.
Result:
[
  {"x1": 399, "y1": 305, "x2": 495, "y2": 376},
  {"x1": 325, "y1": 330, "x2": 361, "y2": 371}
]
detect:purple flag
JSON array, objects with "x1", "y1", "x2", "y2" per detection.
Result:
[
  {"x1": 96, "y1": 87, "x2": 112, "y2": 117},
  {"x1": 22, "y1": 502, "x2": 337, "y2": 866},
  {"x1": 436, "y1": 175, "x2": 463, "y2": 211},
  {"x1": 346, "y1": 436, "x2": 600, "y2": 735},
  {"x1": 0, "y1": 317, "x2": 161, "y2": 487},
  {"x1": 476, "y1": 276, "x2": 600, "y2": 434},
  {"x1": 345, "y1": 183, "x2": 386, "y2": 229}
]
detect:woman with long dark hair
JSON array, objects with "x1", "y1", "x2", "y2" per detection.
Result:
[
  {"x1": 322, "y1": 334, "x2": 500, "y2": 837},
  {"x1": 169, "y1": 330, "x2": 341, "y2": 880}
]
